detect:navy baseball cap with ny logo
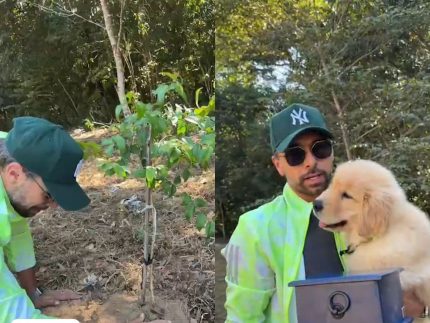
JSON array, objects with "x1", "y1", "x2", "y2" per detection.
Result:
[
  {"x1": 269, "y1": 103, "x2": 333, "y2": 153},
  {"x1": 6, "y1": 117, "x2": 90, "y2": 211}
]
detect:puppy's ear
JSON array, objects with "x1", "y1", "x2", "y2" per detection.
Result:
[{"x1": 359, "y1": 191, "x2": 391, "y2": 237}]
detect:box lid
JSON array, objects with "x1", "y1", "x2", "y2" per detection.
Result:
[{"x1": 288, "y1": 268, "x2": 402, "y2": 287}]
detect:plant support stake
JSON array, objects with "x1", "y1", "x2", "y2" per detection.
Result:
[{"x1": 141, "y1": 123, "x2": 157, "y2": 305}]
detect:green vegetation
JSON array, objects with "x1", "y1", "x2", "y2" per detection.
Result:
[
  {"x1": 0, "y1": 0, "x2": 214, "y2": 127},
  {"x1": 101, "y1": 77, "x2": 215, "y2": 236},
  {"x1": 216, "y1": 0, "x2": 430, "y2": 235}
]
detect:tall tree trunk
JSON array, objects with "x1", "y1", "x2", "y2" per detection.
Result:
[{"x1": 100, "y1": 0, "x2": 131, "y2": 116}]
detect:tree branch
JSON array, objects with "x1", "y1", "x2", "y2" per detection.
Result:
[
  {"x1": 57, "y1": 78, "x2": 79, "y2": 117},
  {"x1": 336, "y1": 45, "x2": 381, "y2": 79},
  {"x1": 402, "y1": 123, "x2": 423, "y2": 138},
  {"x1": 25, "y1": 0, "x2": 106, "y2": 30},
  {"x1": 316, "y1": 43, "x2": 353, "y2": 160},
  {"x1": 117, "y1": 0, "x2": 125, "y2": 53}
]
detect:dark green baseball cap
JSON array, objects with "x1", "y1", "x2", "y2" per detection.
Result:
[
  {"x1": 270, "y1": 103, "x2": 333, "y2": 153},
  {"x1": 6, "y1": 117, "x2": 90, "y2": 211}
]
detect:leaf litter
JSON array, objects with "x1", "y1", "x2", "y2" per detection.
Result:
[{"x1": 30, "y1": 129, "x2": 215, "y2": 323}]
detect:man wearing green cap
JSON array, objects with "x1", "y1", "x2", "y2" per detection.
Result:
[
  {"x1": 222, "y1": 103, "x2": 426, "y2": 322},
  {"x1": 222, "y1": 103, "x2": 341, "y2": 322},
  {"x1": 0, "y1": 116, "x2": 90, "y2": 320}
]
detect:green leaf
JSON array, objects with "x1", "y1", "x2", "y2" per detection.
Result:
[
  {"x1": 115, "y1": 104, "x2": 123, "y2": 121},
  {"x1": 145, "y1": 166, "x2": 156, "y2": 187},
  {"x1": 184, "y1": 203, "x2": 195, "y2": 221},
  {"x1": 132, "y1": 169, "x2": 146, "y2": 178},
  {"x1": 184, "y1": 115, "x2": 200, "y2": 125},
  {"x1": 78, "y1": 141, "x2": 103, "y2": 159},
  {"x1": 104, "y1": 168, "x2": 115, "y2": 176},
  {"x1": 125, "y1": 91, "x2": 137, "y2": 102},
  {"x1": 105, "y1": 144, "x2": 114, "y2": 157},
  {"x1": 157, "y1": 165, "x2": 168, "y2": 178},
  {"x1": 200, "y1": 146, "x2": 214, "y2": 168},
  {"x1": 200, "y1": 133, "x2": 215, "y2": 146},
  {"x1": 147, "y1": 113, "x2": 168, "y2": 138},
  {"x1": 113, "y1": 164, "x2": 128, "y2": 178},
  {"x1": 194, "y1": 96, "x2": 215, "y2": 117},
  {"x1": 137, "y1": 130, "x2": 148, "y2": 146},
  {"x1": 135, "y1": 101, "x2": 149, "y2": 118},
  {"x1": 162, "y1": 180, "x2": 174, "y2": 196},
  {"x1": 177, "y1": 118, "x2": 187, "y2": 136},
  {"x1": 194, "y1": 106, "x2": 207, "y2": 117},
  {"x1": 168, "y1": 147, "x2": 180, "y2": 166},
  {"x1": 169, "y1": 183, "x2": 176, "y2": 197},
  {"x1": 160, "y1": 71, "x2": 179, "y2": 82},
  {"x1": 195, "y1": 87, "x2": 203, "y2": 108},
  {"x1": 153, "y1": 84, "x2": 170, "y2": 105},
  {"x1": 101, "y1": 138, "x2": 113, "y2": 147},
  {"x1": 205, "y1": 220, "x2": 215, "y2": 237},
  {"x1": 99, "y1": 162, "x2": 113, "y2": 172},
  {"x1": 182, "y1": 193, "x2": 193, "y2": 207},
  {"x1": 208, "y1": 96, "x2": 215, "y2": 112},
  {"x1": 182, "y1": 167, "x2": 191, "y2": 181},
  {"x1": 195, "y1": 198, "x2": 207, "y2": 208},
  {"x1": 196, "y1": 213, "x2": 207, "y2": 230},
  {"x1": 112, "y1": 135, "x2": 127, "y2": 154},
  {"x1": 174, "y1": 175, "x2": 182, "y2": 185},
  {"x1": 192, "y1": 144, "x2": 203, "y2": 163},
  {"x1": 172, "y1": 82, "x2": 188, "y2": 102},
  {"x1": 83, "y1": 118, "x2": 94, "y2": 131}
]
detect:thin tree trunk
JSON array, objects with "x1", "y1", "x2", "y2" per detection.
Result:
[
  {"x1": 57, "y1": 79, "x2": 80, "y2": 117},
  {"x1": 316, "y1": 45, "x2": 352, "y2": 160},
  {"x1": 330, "y1": 90, "x2": 352, "y2": 160},
  {"x1": 100, "y1": 0, "x2": 131, "y2": 116},
  {"x1": 216, "y1": 199, "x2": 226, "y2": 239}
]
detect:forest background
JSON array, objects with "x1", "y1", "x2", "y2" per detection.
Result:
[
  {"x1": 0, "y1": 0, "x2": 214, "y2": 128},
  {"x1": 216, "y1": 0, "x2": 430, "y2": 237}
]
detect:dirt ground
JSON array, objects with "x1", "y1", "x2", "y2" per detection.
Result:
[
  {"x1": 214, "y1": 239, "x2": 227, "y2": 323},
  {"x1": 29, "y1": 128, "x2": 215, "y2": 323}
]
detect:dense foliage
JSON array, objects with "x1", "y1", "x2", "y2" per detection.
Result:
[
  {"x1": 0, "y1": 0, "x2": 214, "y2": 127},
  {"x1": 0, "y1": 0, "x2": 215, "y2": 235},
  {"x1": 101, "y1": 78, "x2": 215, "y2": 236},
  {"x1": 216, "y1": 0, "x2": 430, "y2": 236}
]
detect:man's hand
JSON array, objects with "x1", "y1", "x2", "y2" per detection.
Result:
[
  {"x1": 403, "y1": 290, "x2": 425, "y2": 318},
  {"x1": 33, "y1": 289, "x2": 82, "y2": 309}
]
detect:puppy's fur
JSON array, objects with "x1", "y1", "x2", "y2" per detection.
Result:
[{"x1": 314, "y1": 160, "x2": 430, "y2": 321}]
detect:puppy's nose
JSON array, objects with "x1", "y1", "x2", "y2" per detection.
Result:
[{"x1": 313, "y1": 199, "x2": 324, "y2": 212}]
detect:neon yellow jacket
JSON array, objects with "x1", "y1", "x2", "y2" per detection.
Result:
[
  {"x1": 0, "y1": 131, "x2": 51, "y2": 320},
  {"x1": 222, "y1": 183, "x2": 346, "y2": 322}
]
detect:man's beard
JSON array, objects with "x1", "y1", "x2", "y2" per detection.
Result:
[
  {"x1": 297, "y1": 168, "x2": 331, "y2": 199},
  {"x1": 8, "y1": 193, "x2": 48, "y2": 218}
]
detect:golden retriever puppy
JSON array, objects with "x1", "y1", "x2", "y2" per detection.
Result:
[{"x1": 313, "y1": 159, "x2": 430, "y2": 322}]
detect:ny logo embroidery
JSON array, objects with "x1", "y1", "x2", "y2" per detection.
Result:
[{"x1": 290, "y1": 108, "x2": 309, "y2": 125}]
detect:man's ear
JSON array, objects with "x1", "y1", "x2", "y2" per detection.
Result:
[
  {"x1": 272, "y1": 155, "x2": 285, "y2": 177},
  {"x1": 3, "y1": 162, "x2": 26, "y2": 184}
]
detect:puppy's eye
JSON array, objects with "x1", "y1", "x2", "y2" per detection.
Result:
[{"x1": 342, "y1": 192, "x2": 352, "y2": 199}]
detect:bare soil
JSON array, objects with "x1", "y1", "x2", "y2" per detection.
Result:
[
  {"x1": 30, "y1": 128, "x2": 215, "y2": 323},
  {"x1": 214, "y1": 240, "x2": 227, "y2": 323}
]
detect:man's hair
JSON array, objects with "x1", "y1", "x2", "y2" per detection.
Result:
[
  {"x1": 0, "y1": 139, "x2": 35, "y2": 176},
  {"x1": 0, "y1": 139, "x2": 17, "y2": 168}
]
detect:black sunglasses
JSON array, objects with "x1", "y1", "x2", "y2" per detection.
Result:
[{"x1": 280, "y1": 139, "x2": 333, "y2": 166}]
